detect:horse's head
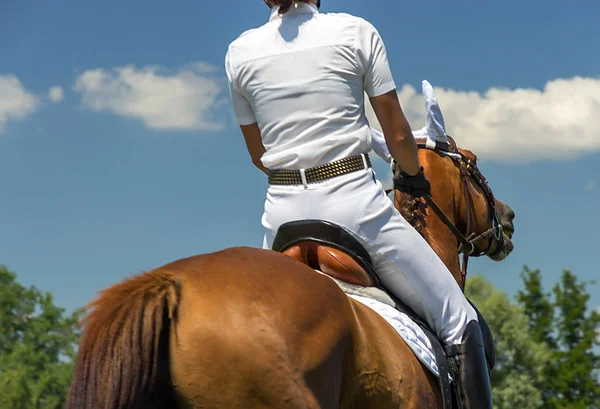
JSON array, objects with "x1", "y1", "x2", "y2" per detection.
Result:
[
  {"x1": 454, "y1": 145, "x2": 515, "y2": 262},
  {"x1": 387, "y1": 80, "x2": 515, "y2": 288},
  {"x1": 393, "y1": 137, "x2": 515, "y2": 288}
]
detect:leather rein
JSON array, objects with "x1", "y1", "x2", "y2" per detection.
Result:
[{"x1": 389, "y1": 136, "x2": 504, "y2": 288}]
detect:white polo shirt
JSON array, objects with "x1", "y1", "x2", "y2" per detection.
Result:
[{"x1": 225, "y1": 2, "x2": 396, "y2": 170}]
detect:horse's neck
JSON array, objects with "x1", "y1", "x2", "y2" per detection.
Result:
[{"x1": 422, "y1": 151, "x2": 468, "y2": 288}]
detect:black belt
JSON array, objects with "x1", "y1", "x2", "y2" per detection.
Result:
[{"x1": 268, "y1": 154, "x2": 371, "y2": 186}]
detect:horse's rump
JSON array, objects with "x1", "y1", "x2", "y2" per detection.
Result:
[{"x1": 67, "y1": 246, "x2": 440, "y2": 409}]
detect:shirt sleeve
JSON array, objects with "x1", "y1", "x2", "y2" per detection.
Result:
[
  {"x1": 225, "y1": 46, "x2": 257, "y2": 126},
  {"x1": 355, "y1": 19, "x2": 397, "y2": 97}
]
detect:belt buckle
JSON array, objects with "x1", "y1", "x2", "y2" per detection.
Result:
[{"x1": 299, "y1": 169, "x2": 308, "y2": 188}]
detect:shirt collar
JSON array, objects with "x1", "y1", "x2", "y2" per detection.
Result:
[{"x1": 269, "y1": 2, "x2": 319, "y2": 22}]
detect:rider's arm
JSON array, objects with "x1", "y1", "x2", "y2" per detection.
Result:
[
  {"x1": 226, "y1": 47, "x2": 268, "y2": 174},
  {"x1": 240, "y1": 123, "x2": 269, "y2": 175},
  {"x1": 370, "y1": 91, "x2": 420, "y2": 176},
  {"x1": 356, "y1": 19, "x2": 421, "y2": 176}
]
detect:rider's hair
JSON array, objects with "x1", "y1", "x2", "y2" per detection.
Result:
[
  {"x1": 274, "y1": 0, "x2": 294, "y2": 13},
  {"x1": 274, "y1": 0, "x2": 317, "y2": 14}
]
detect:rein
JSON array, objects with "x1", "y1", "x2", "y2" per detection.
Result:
[{"x1": 389, "y1": 136, "x2": 504, "y2": 288}]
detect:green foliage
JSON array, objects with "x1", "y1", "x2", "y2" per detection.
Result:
[
  {"x1": 466, "y1": 275, "x2": 550, "y2": 409},
  {"x1": 468, "y1": 267, "x2": 600, "y2": 409},
  {"x1": 516, "y1": 266, "x2": 556, "y2": 347},
  {"x1": 0, "y1": 265, "x2": 83, "y2": 409},
  {"x1": 518, "y1": 267, "x2": 600, "y2": 409}
]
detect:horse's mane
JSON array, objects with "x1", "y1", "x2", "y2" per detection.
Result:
[
  {"x1": 395, "y1": 192, "x2": 427, "y2": 233},
  {"x1": 66, "y1": 269, "x2": 181, "y2": 409}
]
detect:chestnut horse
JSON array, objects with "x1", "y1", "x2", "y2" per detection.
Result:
[{"x1": 66, "y1": 139, "x2": 515, "y2": 409}]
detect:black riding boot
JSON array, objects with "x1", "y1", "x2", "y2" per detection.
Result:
[{"x1": 446, "y1": 320, "x2": 493, "y2": 409}]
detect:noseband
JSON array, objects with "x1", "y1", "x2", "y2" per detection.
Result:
[{"x1": 391, "y1": 136, "x2": 504, "y2": 288}]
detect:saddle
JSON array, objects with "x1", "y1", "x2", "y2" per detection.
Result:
[{"x1": 272, "y1": 219, "x2": 495, "y2": 409}]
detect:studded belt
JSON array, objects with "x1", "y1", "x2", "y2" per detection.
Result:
[{"x1": 268, "y1": 154, "x2": 372, "y2": 186}]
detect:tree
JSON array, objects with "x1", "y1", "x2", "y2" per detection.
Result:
[
  {"x1": 515, "y1": 266, "x2": 555, "y2": 347},
  {"x1": 518, "y1": 267, "x2": 600, "y2": 409},
  {"x1": 466, "y1": 274, "x2": 551, "y2": 409},
  {"x1": 0, "y1": 265, "x2": 83, "y2": 409}
]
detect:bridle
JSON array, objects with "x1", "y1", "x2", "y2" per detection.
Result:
[{"x1": 390, "y1": 136, "x2": 504, "y2": 288}]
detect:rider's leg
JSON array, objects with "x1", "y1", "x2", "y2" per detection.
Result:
[
  {"x1": 261, "y1": 168, "x2": 492, "y2": 409},
  {"x1": 262, "y1": 168, "x2": 472, "y2": 344}
]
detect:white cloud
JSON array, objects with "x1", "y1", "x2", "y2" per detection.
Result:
[
  {"x1": 366, "y1": 76, "x2": 600, "y2": 163},
  {"x1": 73, "y1": 62, "x2": 224, "y2": 131},
  {"x1": 0, "y1": 75, "x2": 39, "y2": 134},
  {"x1": 183, "y1": 61, "x2": 219, "y2": 74},
  {"x1": 584, "y1": 181, "x2": 595, "y2": 191},
  {"x1": 48, "y1": 85, "x2": 65, "y2": 103}
]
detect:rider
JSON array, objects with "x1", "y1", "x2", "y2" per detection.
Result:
[{"x1": 225, "y1": 1, "x2": 491, "y2": 408}]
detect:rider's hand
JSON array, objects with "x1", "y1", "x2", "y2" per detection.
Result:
[{"x1": 393, "y1": 167, "x2": 431, "y2": 197}]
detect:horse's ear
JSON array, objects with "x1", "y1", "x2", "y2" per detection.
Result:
[{"x1": 421, "y1": 80, "x2": 448, "y2": 144}]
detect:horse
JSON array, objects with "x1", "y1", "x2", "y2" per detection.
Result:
[{"x1": 66, "y1": 137, "x2": 515, "y2": 409}]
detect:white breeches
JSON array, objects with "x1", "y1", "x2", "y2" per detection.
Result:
[{"x1": 261, "y1": 167, "x2": 477, "y2": 347}]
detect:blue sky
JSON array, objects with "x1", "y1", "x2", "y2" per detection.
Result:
[{"x1": 1, "y1": 0, "x2": 599, "y2": 315}]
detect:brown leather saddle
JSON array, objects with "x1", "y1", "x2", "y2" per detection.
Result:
[
  {"x1": 272, "y1": 219, "x2": 495, "y2": 409},
  {"x1": 273, "y1": 220, "x2": 379, "y2": 288}
]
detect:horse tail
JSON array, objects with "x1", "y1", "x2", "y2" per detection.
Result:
[{"x1": 66, "y1": 269, "x2": 181, "y2": 409}]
